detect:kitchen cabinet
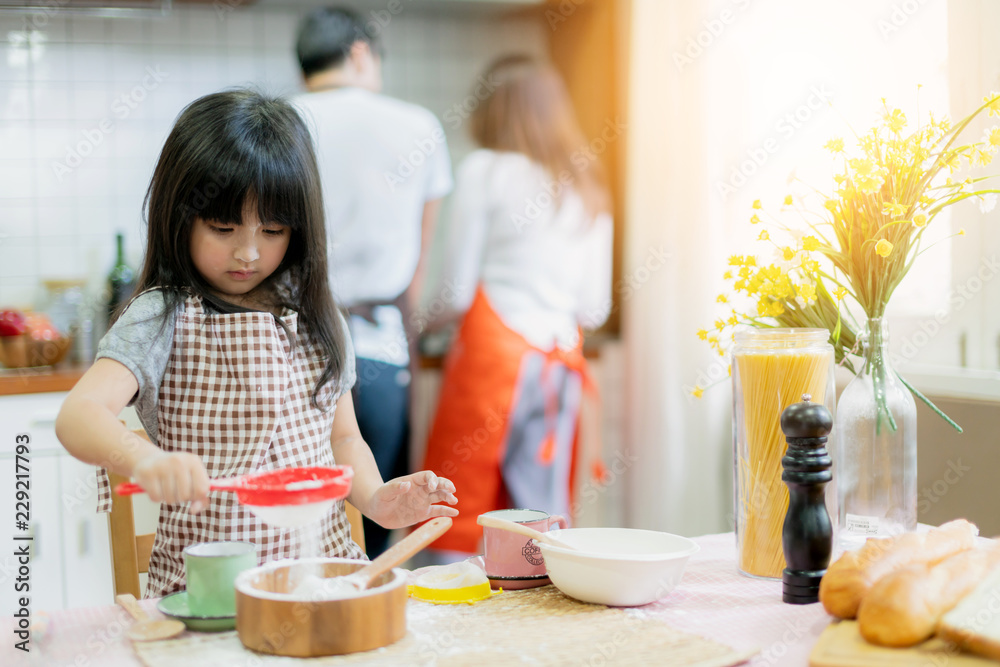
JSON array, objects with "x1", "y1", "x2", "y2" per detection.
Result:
[
  {"x1": 0, "y1": 391, "x2": 113, "y2": 614},
  {"x1": 1, "y1": 454, "x2": 63, "y2": 615}
]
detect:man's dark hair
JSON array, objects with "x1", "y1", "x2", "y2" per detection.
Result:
[{"x1": 296, "y1": 7, "x2": 381, "y2": 78}]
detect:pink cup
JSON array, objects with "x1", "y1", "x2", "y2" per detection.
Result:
[{"x1": 481, "y1": 509, "x2": 568, "y2": 584}]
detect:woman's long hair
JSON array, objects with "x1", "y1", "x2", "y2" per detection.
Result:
[
  {"x1": 131, "y1": 88, "x2": 345, "y2": 408},
  {"x1": 469, "y1": 55, "x2": 610, "y2": 220}
]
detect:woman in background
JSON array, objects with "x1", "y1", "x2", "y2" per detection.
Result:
[{"x1": 420, "y1": 55, "x2": 613, "y2": 562}]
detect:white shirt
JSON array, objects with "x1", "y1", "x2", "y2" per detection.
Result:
[
  {"x1": 424, "y1": 149, "x2": 612, "y2": 351},
  {"x1": 294, "y1": 88, "x2": 453, "y2": 365}
]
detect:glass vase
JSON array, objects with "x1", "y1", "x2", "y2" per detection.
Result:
[
  {"x1": 835, "y1": 317, "x2": 917, "y2": 550},
  {"x1": 732, "y1": 328, "x2": 837, "y2": 579}
]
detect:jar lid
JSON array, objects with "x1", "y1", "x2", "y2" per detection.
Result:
[{"x1": 733, "y1": 327, "x2": 830, "y2": 350}]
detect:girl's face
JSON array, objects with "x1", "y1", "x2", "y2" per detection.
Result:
[{"x1": 190, "y1": 200, "x2": 290, "y2": 308}]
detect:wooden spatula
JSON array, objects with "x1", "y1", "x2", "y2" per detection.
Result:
[
  {"x1": 116, "y1": 594, "x2": 185, "y2": 642},
  {"x1": 344, "y1": 516, "x2": 453, "y2": 590}
]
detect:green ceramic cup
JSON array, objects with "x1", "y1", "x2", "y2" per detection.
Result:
[{"x1": 183, "y1": 541, "x2": 257, "y2": 617}]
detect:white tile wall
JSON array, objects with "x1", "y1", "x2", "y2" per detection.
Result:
[{"x1": 0, "y1": 3, "x2": 548, "y2": 310}]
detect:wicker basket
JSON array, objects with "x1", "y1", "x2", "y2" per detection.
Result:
[{"x1": 0, "y1": 334, "x2": 72, "y2": 369}]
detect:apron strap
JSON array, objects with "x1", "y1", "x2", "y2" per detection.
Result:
[{"x1": 540, "y1": 336, "x2": 606, "y2": 482}]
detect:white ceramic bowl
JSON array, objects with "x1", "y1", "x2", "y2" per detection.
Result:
[{"x1": 537, "y1": 527, "x2": 699, "y2": 607}]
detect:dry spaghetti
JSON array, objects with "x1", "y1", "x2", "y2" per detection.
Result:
[{"x1": 733, "y1": 329, "x2": 833, "y2": 579}]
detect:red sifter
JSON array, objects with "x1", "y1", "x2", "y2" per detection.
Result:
[{"x1": 115, "y1": 466, "x2": 353, "y2": 528}]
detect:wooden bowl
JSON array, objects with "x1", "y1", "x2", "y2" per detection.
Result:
[
  {"x1": 0, "y1": 334, "x2": 72, "y2": 368},
  {"x1": 234, "y1": 558, "x2": 407, "y2": 657}
]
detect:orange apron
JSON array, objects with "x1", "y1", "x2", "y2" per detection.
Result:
[{"x1": 422, "y1": 287, "x2": 597, "y2": 554}]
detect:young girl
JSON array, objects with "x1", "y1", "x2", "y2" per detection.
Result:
[
  {"x1": 56, "y1": 89, "x2": 457, "y2": 598},
  {"x1": 420, "y1": 56, "x2": 612, "y2": 560}
]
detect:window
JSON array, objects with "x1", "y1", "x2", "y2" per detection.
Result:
[{"x1": 701, "y1": 0, "x2": 999, "y2": 389}]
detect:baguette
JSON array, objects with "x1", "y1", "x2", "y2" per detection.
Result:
[
  {"x1": 819, "y1": 518, "x2": 979, "y2": 619},
  {"x1": 938, "y1": 563, "x2": 1000, "y2": 661},
  {"x1": 856, "y1": 542, "x2": 1000, "y2": 647}
]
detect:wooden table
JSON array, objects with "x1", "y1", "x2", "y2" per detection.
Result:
[{"x1": 4, "y1": 533, "x2": 832, "y2": 666}]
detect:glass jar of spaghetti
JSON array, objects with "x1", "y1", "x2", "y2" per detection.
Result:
[{"x1": 732, "y1": 328, "x2": 837, "y2": 579}]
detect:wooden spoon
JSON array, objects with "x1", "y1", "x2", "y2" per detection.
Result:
[
  {"x1": 343, "y1": 516, "x2": 453, "y2": 590},
  {"x1": 116, "y1": 594, "x2": 185, "y2": 642},
  {"x1": 477, "y1": 514, "x2": 577, "y2": 550}
]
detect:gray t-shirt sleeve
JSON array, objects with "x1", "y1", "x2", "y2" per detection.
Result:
[
  {"x1": 335, "y1": 309, "x2": 357, "y2": 399},
  {"x1": 96, "y1": 290, "x2": 177, "y2": 441}
]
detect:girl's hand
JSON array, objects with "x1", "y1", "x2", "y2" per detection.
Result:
[
  {"x1": 366, "y1": 471, "x2": 458, "y2": 530},
  {"x1": 132, "y1": 452, "x2": 211, "y2": 513}
]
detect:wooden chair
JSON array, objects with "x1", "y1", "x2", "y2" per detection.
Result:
[{"x1": 108, "y1": 429, "x2": 366, "y2": 598}]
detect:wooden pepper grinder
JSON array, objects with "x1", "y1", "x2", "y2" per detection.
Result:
[{"x1": 779, "y1": 393, "x2": 833, "y2": 604}]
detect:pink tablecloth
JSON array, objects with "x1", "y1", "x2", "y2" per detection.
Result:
[{"x1": 4, "y1": 532, "x2": 832, "y2": 666}]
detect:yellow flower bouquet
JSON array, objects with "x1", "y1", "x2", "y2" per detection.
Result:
[
  {"x1": 701, "y1": 92, "x2": 1000, "y2": 423},
  {"x1": 708, "y1": 92, "x2": 1000, "y2": 562}
]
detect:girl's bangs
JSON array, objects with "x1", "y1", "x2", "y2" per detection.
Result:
[{"x1": 184, "y1": 144, "x2": 309, "y2": 231}]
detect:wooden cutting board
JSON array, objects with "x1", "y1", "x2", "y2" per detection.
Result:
[{"x1": 810, "y1": 620, "x2": 997, "y2": 666}]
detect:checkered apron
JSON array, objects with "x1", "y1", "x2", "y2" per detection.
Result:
[{"x1": 97, "y1": 294, "x2": 364, "y2": 598}]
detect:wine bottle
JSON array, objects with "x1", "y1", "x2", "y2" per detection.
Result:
[{"x1": 107, "y1": 232, "x2": 135, "y2": 323}]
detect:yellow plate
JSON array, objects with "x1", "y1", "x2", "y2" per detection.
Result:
[{"x1": 408, "y1": 582, "x2": 498, "y2": 605}]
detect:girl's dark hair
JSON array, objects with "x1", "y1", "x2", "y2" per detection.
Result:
[
  {"x1": 133, "y1": 88, "x2": 345, "y2": 408},
  {"x1": 295, "y1": 7, "x2": 382, "y2": 78}
]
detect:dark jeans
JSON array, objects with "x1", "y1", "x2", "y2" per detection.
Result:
[{"x1": 352, "y1": 357, "x2": 409, "y2": 558}]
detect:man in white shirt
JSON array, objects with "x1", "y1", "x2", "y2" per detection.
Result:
[{"x1": 294, "y1": 7, "x2": 453, "y2": 556}]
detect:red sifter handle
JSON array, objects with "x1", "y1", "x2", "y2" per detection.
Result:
[{"x1": 113, "y1": 481, "x2": 242, "y2": 496}]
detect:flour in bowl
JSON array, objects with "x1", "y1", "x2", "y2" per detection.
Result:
[{"x1": 291, "y1": 573, "x2": 363, "y2": 600}]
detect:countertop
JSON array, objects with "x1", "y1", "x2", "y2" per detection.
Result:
[
  {"x1": 0, "y1": 338, "x2": 606, "y2": 397},
  {"x1": 0, "y1": 363, "x2": 89, "y2": 396},
  {"x1": 5, "y1": 533, "x2": 825, "y2": 666}
]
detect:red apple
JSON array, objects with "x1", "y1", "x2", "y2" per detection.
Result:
[{"x1": 0, "y1": 310, "x2": 27, "y2": 337}]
